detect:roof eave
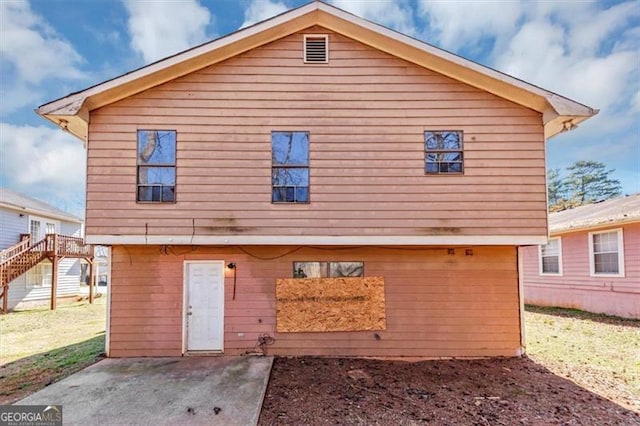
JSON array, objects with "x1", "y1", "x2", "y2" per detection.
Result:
[
  {"x1": 36, "y1": 1, "x2": 598, "y2": 142},
  {"x1": 1, "y1": 202, "x2": 84, "y2": 224},
  {"x1": 550, "y1": 216, "x2": 640, "y2": 235},
  {"x1": 36, "y1": 3, "x2": 322, "y2": 141}
]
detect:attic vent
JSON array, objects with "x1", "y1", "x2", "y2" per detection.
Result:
[{"x1": 304, "y1": 35, "x2": 328, "y2": 63}]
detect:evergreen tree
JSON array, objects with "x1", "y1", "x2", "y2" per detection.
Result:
[
  {"x1": 547, "y1": 168, "x2": 567, "y2": 210},
  {"x1": 565, "y1": 160, "x2": 622, "y2": 205}
]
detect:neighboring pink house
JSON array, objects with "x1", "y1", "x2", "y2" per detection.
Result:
[{"x1": 521, "y1": 195, "x2": 640, "y2": 319}]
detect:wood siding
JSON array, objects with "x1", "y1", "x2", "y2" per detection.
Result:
[
  {"x1": 87, "y1": 27, "x2": 546, "y2": 239},
  {"x1": 108, "y1": 245, "x2": 521, "y2": 358},
  {"x1": 522, "y1": 223, "x2": 640, "y2": 319}
]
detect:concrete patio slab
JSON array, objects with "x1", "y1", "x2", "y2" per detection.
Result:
[{"x1": 17, "y1": 356, "x2": 273, "y2": 426}]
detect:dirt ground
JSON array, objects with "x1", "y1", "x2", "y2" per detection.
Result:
[{"x1": 258, "y1": 356, "x2": 639, "y2": 425}]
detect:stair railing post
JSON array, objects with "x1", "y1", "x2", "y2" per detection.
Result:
[
  {"x1": 50, "y1": 234, "x2": 59, "y2": 311},
  {"x1": 88, "y1": 259, "x2": 95, "y2": 304}
]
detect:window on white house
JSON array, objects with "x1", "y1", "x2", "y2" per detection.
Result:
[
  {"x1": 137, "y1": 130, "x2": 176, "y2": 203},
  {"x1": 26, "y1": 262, "x2": 52, "y2": 288},
  {"x1": 589, "y1": 229, "x2": 624, "y2": 276},
  {"x1": 45, "y1": 222, "x2": 56, "y2": 235},
  {"x1": 539, "y1": 238, "x2": 562, "y2": 275},
  {"x1": 425, "y1": 131, "x2": 463, "y2": 174},
  {"x1": 293, "y1": 262, "x2": 364, "y2": 278},
  {"x1": 272, "y1": 131, "x2": 310, "y2": 203},
  {"x1": 30, "y1": 219, "x2": 41, "y2": 241}
]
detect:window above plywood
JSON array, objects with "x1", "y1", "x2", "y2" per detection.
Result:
[
  {"x1": 293, "y1": 262, "x2": 364, "y2": 278},
  {"x1": 304, "y1": 34, "x2": 329, "y2": 63}
]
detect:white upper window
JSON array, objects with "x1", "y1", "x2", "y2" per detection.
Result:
[
  {"x1": 589, "y1": 229, "x2": 624, "y2": 277},
  {"x1": 29, "y1": 216, "x2": 59, "y2": 241},
  {"x1": 539, "y1": 237, "x2": 562, "y2": 275}
]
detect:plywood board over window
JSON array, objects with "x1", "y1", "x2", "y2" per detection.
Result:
[{"x1": 276, "y1": 276, "x2": 386, "y2": 332}]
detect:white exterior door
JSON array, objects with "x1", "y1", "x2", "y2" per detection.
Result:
[{"x1": 185, "y1": 261, "x2": 224, "y2": 352}]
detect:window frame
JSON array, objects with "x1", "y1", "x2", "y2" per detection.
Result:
[
  {"x1": 424, "y1": 130, "x2": 464, "y2": 175},
  {"x1": 136, "y1": 129, "x2": 177, "y2": 204},
  {"x1": 588, "y1": 228, "x2": 625, "y2": 277},
  {"x1": 28, "y1": 216, "x2": 59, "y2": 241},
  {"x1": 538, "y1": 237, "x2": 563, "y2": 276},
  {"x1": 292, "y1": 261, "x2": 365, "y2": 278},
  {"x1": 271, "y1": 131, "x2": 310, "y2": 204}
]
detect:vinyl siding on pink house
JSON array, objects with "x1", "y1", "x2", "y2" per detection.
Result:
[{"x1": 522, "y1": 222, "x2": 640, "y2": 319}]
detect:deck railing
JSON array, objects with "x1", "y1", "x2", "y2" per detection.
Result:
[
  {"x1": 1, "y1": 234, "x2": 94, "y2": 313},
  {"x1": 0, "y1": 235, "x2": 31, "y2": 264}
]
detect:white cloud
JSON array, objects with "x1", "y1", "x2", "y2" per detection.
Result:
[
  {"x1": 565, "y1": 1, "x2": 638, "y2": 56},
  {"x1": 0, "y1": 123, "x2": 86, "y2": 198},
  {"x1": 416, "y1": 0, "x2": 522, "y2": 52},
  {"x1": 122, "y1": 0, "x2": 213, "y2": 63},
  {"x1": 242, "y1": 0, "x2": 288, "y2": 28},
  {"x1": 495, "y1": 14, "x2": 638, "y2": 116},
  {"x1": 414, "y1": 1, "x2": 638, "y2": 120},
  {"x1": 0, "y1": 0, "x2": 88, "y2": 114},
  {"x1": 330, "y1": 0, "x2": 416, "y2": 36}
]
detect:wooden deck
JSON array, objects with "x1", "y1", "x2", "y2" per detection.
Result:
[{"x1": 0, "y1": 234, "x2": 95, "y2": 313}]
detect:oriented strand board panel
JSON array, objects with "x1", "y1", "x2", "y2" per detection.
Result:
[{"x1": 276, "y1": 277, "x2": 386, "y2": 332}]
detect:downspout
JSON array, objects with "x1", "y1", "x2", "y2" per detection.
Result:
[
  {"x1": 105, "y1": 246, "x2": 112, "y2": 357},
  {"x1": 517, "y1": 246, "x2": 526, "y2": 356}
]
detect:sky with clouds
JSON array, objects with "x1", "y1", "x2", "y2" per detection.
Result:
[{"x1": 1, "y1": 0, "x2": 638, "y2": 216}]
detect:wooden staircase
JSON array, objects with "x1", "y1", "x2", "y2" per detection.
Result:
[{"x1": 0, "y1": 233, "x2": 94, "y2": 313}]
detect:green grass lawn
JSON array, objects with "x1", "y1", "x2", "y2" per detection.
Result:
[
  {"x1": 0, "y1": 298, "x2": 106, "y2": 404},
  {"x1": 525, "y1": 305, "x2": 640, "y2": 411}
]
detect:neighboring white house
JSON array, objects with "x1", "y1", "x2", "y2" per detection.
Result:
[{"x1": 0, "y1": 188, "x2": 85, "y2": 310}]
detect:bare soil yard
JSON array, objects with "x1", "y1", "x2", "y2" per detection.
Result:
[{"x1": 259, "y1": 307, "x2": 640, "y2": 425}]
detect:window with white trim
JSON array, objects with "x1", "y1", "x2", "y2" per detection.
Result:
[
  {"x1": 26, "y1": 262, "x2": 52, "y2": 288},
  {"x1": 539, "y1": 237, "x2": 562, "y2": 275},
  {"x1": 589, "y1": 229, "x2": 624, "y2": 276}
]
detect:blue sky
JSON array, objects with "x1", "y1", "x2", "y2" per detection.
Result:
[{"x1": 1, "y1": 0, "x2": 638, "y2": 216}]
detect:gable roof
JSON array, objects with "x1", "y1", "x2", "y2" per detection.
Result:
[
  {"x1": 550, "y1": 194, "x2": 640, "y2": 235},
  {"x1": 36, "y1": 0, "x2": 596, "y2": 143},
  {"x1": 0, "y1": 188, "x2": 83, "y2": 223}
]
